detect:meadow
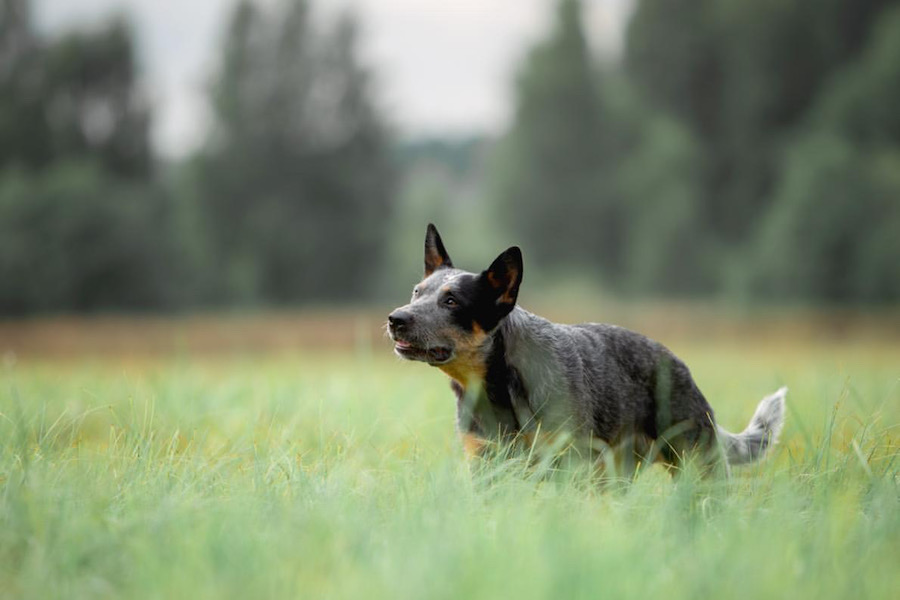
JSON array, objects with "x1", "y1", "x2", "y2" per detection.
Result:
[{"x1": 1, "y1": 312, "x2": 898, "y2": 599}]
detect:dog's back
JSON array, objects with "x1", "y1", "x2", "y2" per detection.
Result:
[{"x1": 502, "y1": 308, "x2": 719, "y2": 467}]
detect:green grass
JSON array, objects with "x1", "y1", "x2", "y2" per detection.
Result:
[{"x1": 1, "y1": 342, "x2": 898, "y2": 599}]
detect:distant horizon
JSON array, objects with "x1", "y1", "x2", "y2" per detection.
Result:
[{"x1": 33, "y1": 0, "x2": 633, "y2": 159}]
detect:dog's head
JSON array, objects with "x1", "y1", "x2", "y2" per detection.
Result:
[{"x1": 387, "y1": 224, "x2": 523, "y2": 366}]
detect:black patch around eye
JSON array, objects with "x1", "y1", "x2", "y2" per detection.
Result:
[
  {"x1": 447, "y1": 272, "x2": 517, "y2": 333},
  {"x1": 444, "y1": 274, "x2": 499, "y2": 333}
]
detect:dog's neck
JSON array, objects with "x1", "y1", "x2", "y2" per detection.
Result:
[{"x1": 447, "y1": 328, "x2": 522, "y2": 437}]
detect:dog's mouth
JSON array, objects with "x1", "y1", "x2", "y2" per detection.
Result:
[{"x1": 393, "y1": 339, "x2": 453, "y2": 364}]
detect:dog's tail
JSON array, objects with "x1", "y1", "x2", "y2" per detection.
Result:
[{"x1": 717, "y1": 386, "x2": 787, "y2": 466}]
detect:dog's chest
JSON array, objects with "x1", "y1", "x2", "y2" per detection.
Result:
[{"x1": 453, "y1": 380, "x2": 518, "y2": 436}]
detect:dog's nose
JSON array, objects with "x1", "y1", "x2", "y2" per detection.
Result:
[{"x1": 388, "y1": 310, "x2": 412, "y2": 332}]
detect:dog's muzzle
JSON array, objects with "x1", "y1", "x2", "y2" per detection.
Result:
[{"x1": 388, "y1": 309, "x2": 452, "y2": 364}]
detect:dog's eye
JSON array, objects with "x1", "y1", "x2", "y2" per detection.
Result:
[{"x1": 443, "y1": 296, "x2": 458, "y2": 307}]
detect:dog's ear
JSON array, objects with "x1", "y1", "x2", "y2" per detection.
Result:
[
  {"x1": 424, "y1": 223, "x2": 453, "y2": 276},
  {"x1": 482, "y1": 246, "x2": 523, "y2": 313}
]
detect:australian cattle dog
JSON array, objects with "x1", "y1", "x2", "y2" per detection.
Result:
[{"x1": 388, "y1": 224, "x2": 786, "y2": 478}]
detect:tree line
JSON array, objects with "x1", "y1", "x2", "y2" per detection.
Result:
[
  {"x1": 495, "y1": 0, "x2": 900, "y2": 304},
  {"x1": 0, "y1": 0, "x2": 395, "y2": 314},
  {"x1": 0, "y1": 0, "x2": 897, "y2": 315}
]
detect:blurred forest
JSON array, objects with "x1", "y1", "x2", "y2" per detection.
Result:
[{"x1": 0, "y1": 0, "x2": 898, "y2": 315}]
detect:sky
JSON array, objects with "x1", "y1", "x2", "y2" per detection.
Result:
[{"x1": 35, "y1": 0, "x2": 632, "y2": 158}]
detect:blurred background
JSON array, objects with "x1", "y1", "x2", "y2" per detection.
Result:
[{"x1": 1, "y1": 0, "x2": 898, "y2": 354}]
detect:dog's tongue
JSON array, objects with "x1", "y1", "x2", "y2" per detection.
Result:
[{"x1": 395, "y1": 340, "x2": 412, "y2": 349}]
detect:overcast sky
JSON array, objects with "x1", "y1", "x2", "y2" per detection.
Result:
[{"x1": 35, "y1": 0, "x2": 632, "y2": 158}]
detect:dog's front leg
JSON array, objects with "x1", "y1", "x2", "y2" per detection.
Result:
[{"x1": 459, "y1": 431, "x2": 488, "y2": 459}]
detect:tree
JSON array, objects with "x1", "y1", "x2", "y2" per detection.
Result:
[
  {"x1": 0, "y1": 3, "x2": 152, "y2": 177},
  {"x1": 198, "y1": 0, "x2": 395, "y2": 305},
  {"x1": 0, "y1": 162, "x2": 181, "y2": 313},
  {"x1": 495, "y1": 0, "x2": 625, "y2": 282},
  {"x1": 0, "y1": 0, "x2": 52, "y2": 169},
  {"x1": 625, "y1": 0, "x2": 893, "y2": 247},
  {"x1": 751, "y1": 136, "x2": 900, "y2": 303},
  {"x1": 750, "y1": 6, "x2": 900, "y2": 304},
  {"x1": 616, "y1": 112, "x2": 714, "y2": 296},
  {"x1": 41, "y1": 18, "x2": 152, "y2": 178},
  {"x1": 0, "y1": 2, "x2": 180, "y2": 314}
]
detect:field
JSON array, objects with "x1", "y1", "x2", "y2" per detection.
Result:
[{"x1": 1, "y1": 311, "x2": 898, "y2": 599}]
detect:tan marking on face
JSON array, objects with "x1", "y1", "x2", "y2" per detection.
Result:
[{"x1": 437, "y1": 323, "x2": 489, "y2": 388}]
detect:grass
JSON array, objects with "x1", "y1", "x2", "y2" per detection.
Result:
[{"x1": 1, "y1": 334, "x2": 898, "y2": 599}]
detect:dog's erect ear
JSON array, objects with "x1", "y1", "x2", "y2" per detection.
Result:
[
  {"x1": 482, "y1": 246, "x2": 523, "y2": 310},
  {"x1": 424, "y1": 223, "x2": 453, "y2": 276}
]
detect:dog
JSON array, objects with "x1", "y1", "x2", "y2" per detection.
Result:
[{"x1": 388, "y1": 224, "x2": 786, "y2": 478}]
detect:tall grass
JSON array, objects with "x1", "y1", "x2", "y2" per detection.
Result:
[{"x1": 1, "y1": 342, "x2": 897, "y2": 599}]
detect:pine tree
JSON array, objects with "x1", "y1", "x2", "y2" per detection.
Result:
[
  {"x1": 496, "y1": 0, "x2": 623, "y2": 281},
  {"x1": 199, "y1": 0, "x2": 395, "y2": 304}
]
